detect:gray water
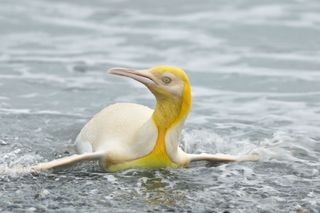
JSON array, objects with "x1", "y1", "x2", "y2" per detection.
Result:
[{"x1": 0, "y1": 0, "x2": 320, "y2": 212}]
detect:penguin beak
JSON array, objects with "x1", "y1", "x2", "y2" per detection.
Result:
[{"x1": 108, "y1": 67, "x2": 156, "y2": 86}]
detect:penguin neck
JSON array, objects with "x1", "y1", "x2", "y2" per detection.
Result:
[
  {"x1": 151, "y1": 83, "x2": 191, "y2": 132},
  {"x1": 152, "y1": 96, "x2": 183, "y2": 132}
]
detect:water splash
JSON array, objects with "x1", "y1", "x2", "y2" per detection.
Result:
[
  {"x1": 182, "y1": 128, "x2": 319, "y2": 165},
  {"x1": 0, "y1": 149, "x2": 42, "y2": 177}
]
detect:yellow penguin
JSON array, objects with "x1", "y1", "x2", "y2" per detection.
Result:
[{"x1": 32, "y1": 66, "x2": 257, "y2": 172}]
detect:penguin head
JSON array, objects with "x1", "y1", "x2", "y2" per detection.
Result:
[{"x1": 109, "y1": 65, "x2": 191, "y2": 102}]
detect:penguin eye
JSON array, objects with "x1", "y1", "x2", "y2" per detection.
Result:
[{"x1": 161, "y1": 76, "x2": 172, "y2": 84}]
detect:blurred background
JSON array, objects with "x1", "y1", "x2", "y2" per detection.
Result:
[{"x1": 0, "y1": 0, "x2": 320, "y2": 212}]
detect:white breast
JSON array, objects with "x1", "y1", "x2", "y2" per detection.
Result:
[{"x1": 76, "y1": 103, "x2": 158, "y2": 161}]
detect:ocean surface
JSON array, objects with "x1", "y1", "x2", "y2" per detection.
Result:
[{"x1": 0, "y1": 0, "x2": 320, "y2": 212}]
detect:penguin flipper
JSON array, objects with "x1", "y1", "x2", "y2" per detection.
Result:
[
  {"x1": 188, "y1": 153, "x2": 259, "y2": 163},
  {"x1": 31, "y1": 151, "x2": 106, "y2": 172}
]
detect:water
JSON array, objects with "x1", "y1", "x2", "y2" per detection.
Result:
[{"x1": 1, "y1": 0, "x2": 320, "y2": 212}]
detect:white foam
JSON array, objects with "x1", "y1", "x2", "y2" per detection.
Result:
[
  {"x1": 0, "y1": 150, "x2": 43, "y2": 177},
  {"x1": 0, "y1": 164, "x2": 33, "y2": 176},
  {"x1": 182, "y1": 129, "x2": 319, "y2": 164}
]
